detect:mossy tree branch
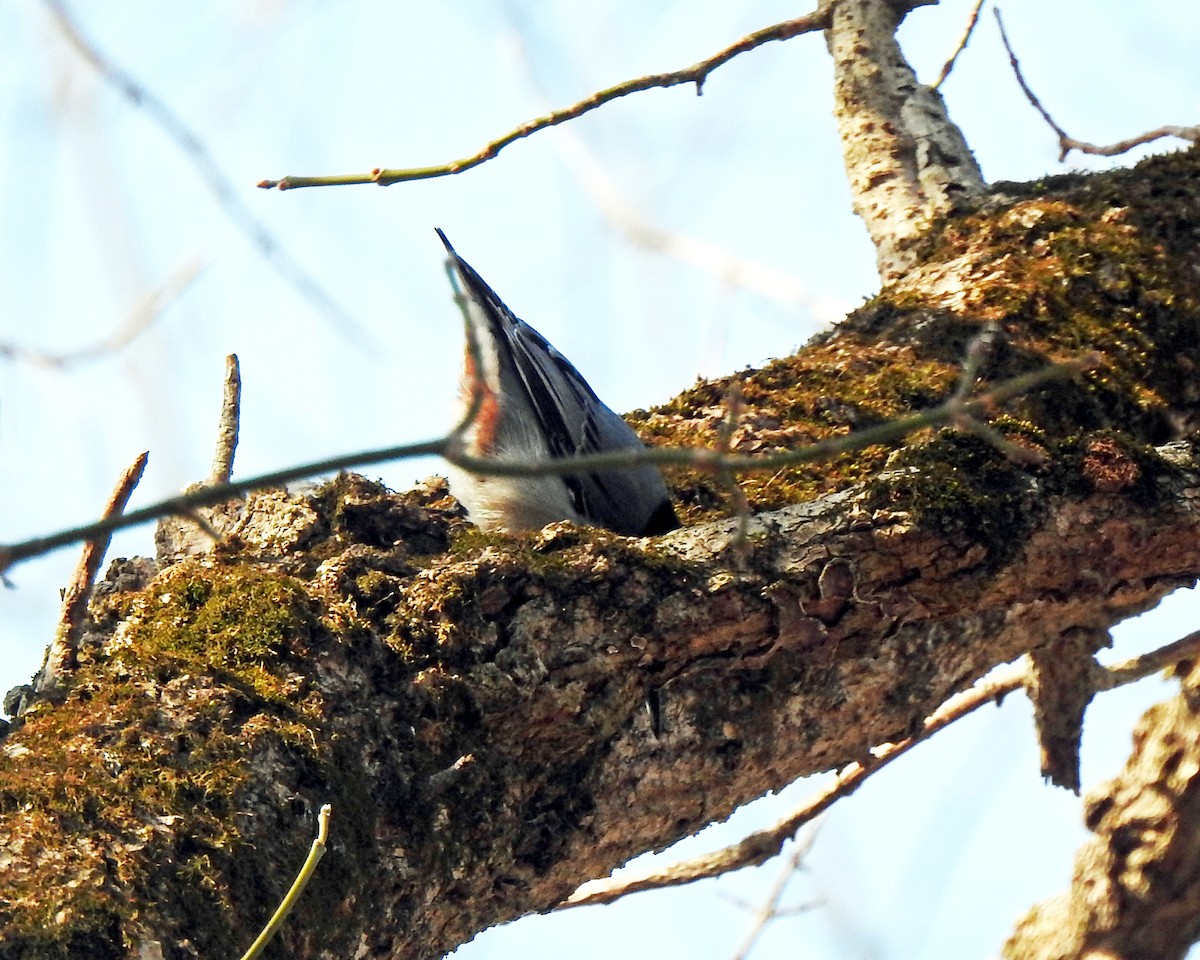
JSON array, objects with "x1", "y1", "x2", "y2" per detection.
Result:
[{"x1": 2, "y1": 148, "x2": 1200, "y2": 959}]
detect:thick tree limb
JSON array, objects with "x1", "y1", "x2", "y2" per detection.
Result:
[
  {"x1": 2, "y1": 148, "x2": 1199, "y2": 960},
  {"x1": 564, "y1": 629, "x2": 1200, "y2": 908}
]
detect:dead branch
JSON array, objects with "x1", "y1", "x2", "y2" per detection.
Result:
[
  {"x1": 30, "y1": 450, "x2": 148, "y2": 701},
  {"x1": 210, "y1": 354, "x2": 242, "y2": 485},
  {"x1": 156, "y1": 354, "x2": 246, "y2": 564}
]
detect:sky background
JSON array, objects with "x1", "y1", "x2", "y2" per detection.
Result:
[{"x1": 1, "y1": 1, "x2": 1198, "y2": 958}]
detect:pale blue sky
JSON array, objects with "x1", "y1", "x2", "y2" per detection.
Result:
[{"x1": 1, "y1": 2, "x2": 1197, "y2": 958}]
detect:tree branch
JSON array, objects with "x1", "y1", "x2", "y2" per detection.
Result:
[
  {"x1": 826, "y1": 0, "x2": 986, "y2": 280},
  {"x1": 931, "y1": 0, "x2": 987, "y2": 90},
  {"x1": 564, "y1": 629, "x2": 1200, "y2": 908},
  {"x1": 995, "y1": 8, "x2": 1200, "y2": 162},
  {"x1": 210, "y1": 354, "x2": 242, "y2": 486},
  {"x1": 29, "y1": 451, "x2": 148, "y2": 703},
  {"x1": 3, "y1": 149, "x2": 1199, "y2": 959},
  {"x1": 257, "y1": 6, "x2": 833, "y2": 190},
  {"x1": 238, "y1": 804, "x2": 332, "y2": 960}
]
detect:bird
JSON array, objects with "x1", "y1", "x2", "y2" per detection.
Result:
[{"x1": 437, "y1": 229, "x2": 679, "y2": 537}]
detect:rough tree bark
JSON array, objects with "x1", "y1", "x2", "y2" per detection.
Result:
[
  {"x1": 3, "y1": 4, "x2": 1200, "y2": 960},
  {"x1": 1006, "y1": 656, "x2": 1200, "y2": 959}
]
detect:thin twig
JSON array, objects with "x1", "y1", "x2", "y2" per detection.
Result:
[
  {"x1": 0, "y1": 355, "x2": 1093, "y2": 574},
  {"x1": 995, "y1": 8, "x2": 1200, "y2": 162},
  {"x1": 237, "y1": 804, "x2": 332, "y2": 960},
  {"x1": 44, "y1": 1, "x2": 370, "y2": 345},
  {"x1": 35, "y1": 451, "x2": 149, "y2": 697},
  {"x1": 258, "y1": 5, "x2": 833, "y2": 190},
  {"x1": 956, "y1": 417, "x2": 1046, "y2": 466},
  {"x1": 717, "y1": 383, "x2": 753, "y2": 560},
  {"x1": 210, "y1": 354, "x2": 242, "y2": 485},
  {"x1": 951, "y1": 323, "x2": 1000, "y2": 404},
  {"x1": 0, "y1": 259, "x2": 202, "y2": 369},
  {"x1": 931, "y1": 0, "x2": 987, "y2": 90},
  {"x1": 560, "y1": 628, "x2": 1200, "y2": 909},
  {"x1": 948, "y1": 324, "x2": 1046, "y2": 465},
  {"x1": 445, "y1": 352, "x2": 1094, "y2": 479},
  {"x1": 1101, "y1": 628, "x2": 1200, "y2": 689},
  {"x1": 729, "y1": 829, "x2": 820, "y2": 960}
]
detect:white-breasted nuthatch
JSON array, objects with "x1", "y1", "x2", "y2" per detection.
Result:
[{"x1": 437, "y1": 230, "x2": 679, "y2": 537}]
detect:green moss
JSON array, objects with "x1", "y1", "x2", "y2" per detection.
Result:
[
  {"x1": 0, "y1": 889, "x2": 126, "y2": 960},
  {"x1": 628, "y1": 343, "x2": 964, "y2": 525},
  {"x1": 128, "y1": 563, "x2": 316, "y2": 706},
  {"x1": 628, "y1": 149, "x2": 1200, "y2": 529},
  {"x1": 867, "y1": 433, "x2": 1037, "y2": 567},
  {"x1": 0, "y1": 560, "x2": 338, "y2": 956}
]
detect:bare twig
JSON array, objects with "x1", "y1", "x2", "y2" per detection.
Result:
[
  {"x1": 729, "y1": 829, "x2": 820, "y2": 960},
  {"x1": 258, "y1": 6, "x2": 833, "y2": 190},
  {"x1": 931, "y1": 0, "x2": 987, "y2": 90},
  {"x1": 951, "y1": 322, "x2": 1001, "y2": 404},
  {"x1": 34, "y1": 451, "x2": 149, "y2": 698},
  {"x1": 0, "y1": 259, "x2": 202, "y2": 369},
  {"x1": 995, "y1": 8, "x2": 1200, "y2": 162},
  {"x1": 0, "y1": 356, "x2": 1093, "y2": 574},
  {"x1": 560, "y1": 628, "x2": 1200, "y2": 909},
  {"x1": 957, "y1": 416, "x2": 1045, "y2": 465},
  {"x1": 156, "y1": 355, "x2": 247, "y2": 563},
  {"x1": 237, "y1": 804, "x2": 332, "y2": 960},
  {"x1": 947, "y1": 324, "x2": 1046, "y2": 465},
  {"x1": 44, "y1": 1, "x2": 370, "y2": 345},
  {"x1": 210, "y1": 354, "x2": 242, "y2": 484}
]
